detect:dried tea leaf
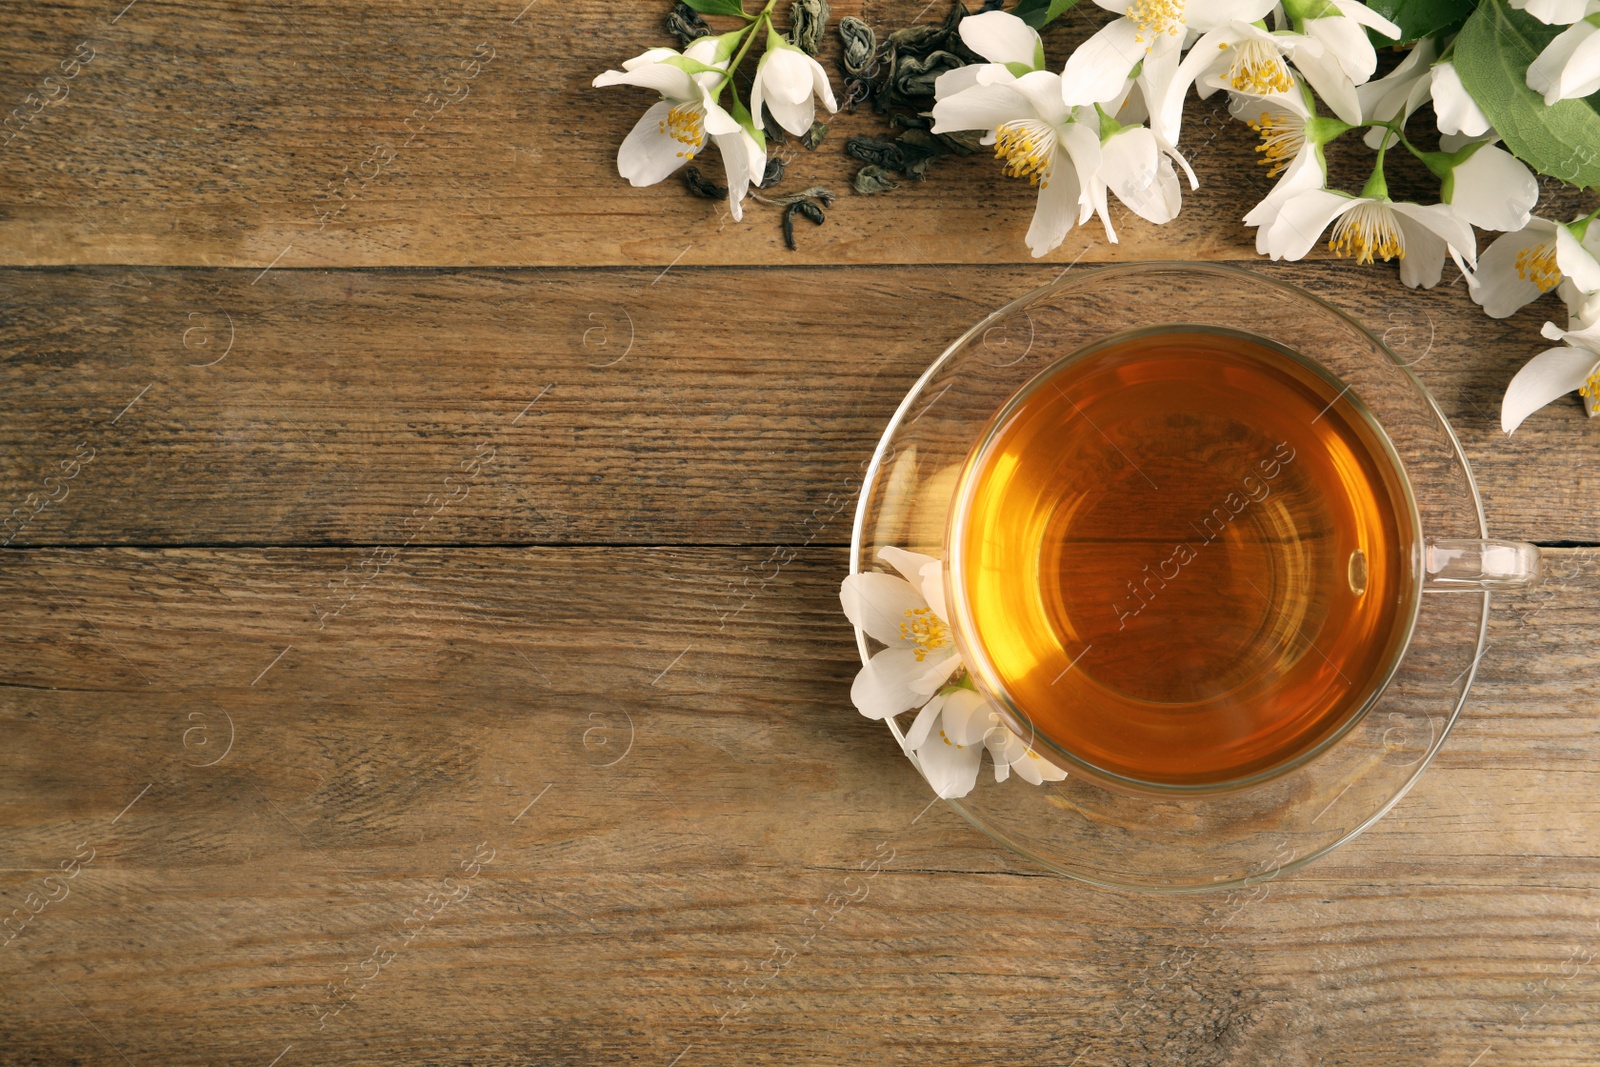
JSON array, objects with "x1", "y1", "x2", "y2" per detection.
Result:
[
  {"x1": 762, "y1": 107, "x2": 787, "y2": 147},
  {"x1": 932, "y1": 128, "x2": 985, "y2": 155},
  {"x1": 751, "y1": 186, "x2": 836, "y2": 207},
  {"x1": 802, "y1": 121, "x2": 829, "y2": 149},
  {"x1": 838, "y1": 15, "x2": 877, "y2": 77},
  {"x1": 875, "y1": 3, "x2": 979, "y2": 114},
  {"x1": 853, "y1": 165, "x2": 900, "y2": 194},
  {"x1": 789, "y1": 0, "x2": 830, "y2": 55},
  {"x1": 845, "y1": 134, "x2": 905, "y2": 169},
  {"x1": 838, "y1": 15, "x2": 878, "y2": 107},
  {"x1": 763, "y1": 156, "x2": 786, "y2": 187},
  {"x1": 888, "y1": 48, "x2": 967, "y2": 101},
  {"x1": 782, "y1": 200, "x2": 828, "y2": 248},
  {"x1": 665, "y1": 2, "x2": 712, "y2": 47},
  {"x1": 682, "y1": 165, "x2": 727, "y2": 200}
]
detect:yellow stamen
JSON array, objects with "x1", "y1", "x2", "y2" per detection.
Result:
[
  {"x1": 657, "y1": 102, "x2": 707, "y2": 159},
  {"x1": 1226, "y1": 38, "x2": 1293, "y2": 95},
  {"x1": 1578, "y1": 365, "x2": 1600, "y2": 399},
  {"x1": 1126, "y1": 0, "x2": 1185, "y2": 42},
  {"x1": 1514, "y1": 241, "x2": 1561, "y2": 293},
  {"x1": 938, "y1": 728, "x2": 964, "y2": 749},
  {"x1": 1247, "y1": 111, "x2": 1303, "y2": 179},
  {"x1": 994, "y1": 121, "x2": 1053, "y2": 186},
  {"x1": 900, "y1": 607, "x2": 949, "y2": 663},
  {"x1": 1328, "y1": 201, "x2": 1405, "y2": 265}
]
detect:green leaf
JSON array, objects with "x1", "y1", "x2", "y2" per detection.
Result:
[
  {"x1": 1455, "y1": 0, "x2": 1600, "y2": 188},
  {"x1": 680, "y1": 0, "x2": 753, "y2": 18},
  {"x1": 1013, "y1": 0, "x2": 1083, "y2": 30},
  {"x1": 1361, "y1": 0, "x2": 1475, "y2": 44}
]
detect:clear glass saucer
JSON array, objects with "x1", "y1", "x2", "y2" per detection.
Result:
[{"x1": 848, "y1": 263, "x2": 1490, "y2": 893}]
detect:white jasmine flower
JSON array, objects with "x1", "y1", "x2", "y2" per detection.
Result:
[
  {"x1": 960, "y1": 9, "x2": 1046, "y2": 75},
  {"x1": 840, "y1": 547, "x2": 962, "y2": 720},
  {"x1": 903, "y1": 688, "x2": 990, "y2": 798},
  {"x1": 593, "y1": 36, "x2": 767, "y2": 221},
  {"x1": 749, "y1": 26, "x2": 838, "y2": 137},
  {"x1": 1263, "y1": 0, "x2": 1402, "y2": 127},
  {"x1": 1264, "y1": 186, "x2": 1477, "y2": 288},
  {"x1": 1472, "y1": 216, "x2": 1600, "y2": 318},
  {"x1": 1060, "y1": 0, "x2": 1279, "y2": 116},
  {"x1": 1526, "y1": 8, "x2": 1600, "y2": 104},
  {"x1": 1241, "y1": 144, "x2": 1328, "y2": 254},
  {"x1": 1560, "y1": 277, "x2": 1600, "y2": 327},
  {"x1": 1152, "y1": 22, "x2": 1329, "y2": 141},
  {"x1": 840, "y1": 546, "x2": 1069, "y2": 800},
  {"x1": 1436, "y1": 142, "x2": 1538, "y2": 233},
  {"x1": 1092, "y1": 114, "x2": 1197, "y2": 236},
  {"x1": 931, "y1": 71, "x2": 1103, "y2": 257},
  {"x1": 1510, "y1": 0, "x2": 1594, "y2": 24},
  {"x1": 933, "y1": 9, "x2": 1045, "y2": 98},
  {"x1": 1430, "y1": 60, "x2": 1491, "y2": 137},
  {"x1": 1231, "y1": 85, "x2": 1351, "y2": 253},
  {"x1": 905, "y1": 688, "x2": 1067, "y2": 798},
  {"x1": 1229, "y1": 81, "x2": 1314, "y2": 178},
  {"x1": 1296, "y1": 0, "x2": 1402, "y2": 84},
  {"x1": 1501, "y1": 319, "x2": 1600, "y2": 432},
  {"x1": 1355, "y1": 36, "x2": 1439, "y2": 148}
]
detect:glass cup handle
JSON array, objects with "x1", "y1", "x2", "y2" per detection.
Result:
[{"x1": 1424, "y1": 539, "x2": 1542, "y2": 590}]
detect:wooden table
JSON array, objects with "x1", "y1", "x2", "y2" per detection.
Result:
[{"x1": 3, "y1": 2, "x2": 1598, "y2": 1063}]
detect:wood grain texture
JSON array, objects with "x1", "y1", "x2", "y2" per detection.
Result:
[
  {"x1": 2, "y1": 0, "x2": 1589, "y2": 269},
  {"x1": 6, "y1": 0, "x2": 1600, "y2": 1063},
  {"x1": 1, "y1": 546, "x2": 1598, "y2": 1066},
  {"x1": 5, "y1": 260, "x2": 1600, "y2": 546}
]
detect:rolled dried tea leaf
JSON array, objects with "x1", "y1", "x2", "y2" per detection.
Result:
[
  {"x1": 666, "y1": 2, "x2": 711, "y2": 48},
  {"x1": 789, "y1": 0, "x2": 829, "y2": 56},
  {"x1": 876, "y1": 3, "x2": 979, "y2": 113},
  {"x1": 888, "y1": 48, "x2": 967, "y2": 102},
  {"x1": 838, "y1": 14, "x2": 877, "y2": 106},
  {"x1": 802, "y1": 121, "x2": 829, "y2": 150},
  {"x1": 849, "y1": 131, "x2": 951, "y2": 180},
  {"x1": 782, "y1": 199, "x2": 826, "y2": 250},
  {"x1": 763, "y1": 156, "x2": 786, "y2": 187},
  {"x1": 838, "y1": 15, "x2": 876, "y2": 77},
  {"x1": 682, "y1": 165, "x2": 726, "y2": 200},
  {"x1": 844, "y1": 134, "x2": 904, "y2": 169},
  {"x1": 853, "y1": 165, "x2": 899, "y2": 195},
  {"x1": 896, "y1": 129, "x2": 960, "y2": 162}
]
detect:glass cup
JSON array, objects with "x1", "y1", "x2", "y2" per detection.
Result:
[{"x1": 849, "y1": 263, "x2": 1541, "y2": 892}]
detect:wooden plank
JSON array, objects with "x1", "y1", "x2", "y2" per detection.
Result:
[
  {"x1": 2, "y1": 0, "x2": 1589, "y2": 269},
  {"x1": 4, "y1": 261, "x2": 1598, "y2": 546},
  {"x1": 1, "y1": 546, "x2": 1597, "y2": 1064}
]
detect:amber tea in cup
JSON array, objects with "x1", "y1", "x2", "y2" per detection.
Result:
[{"x1": 946, "y1": 325, "x2": 1422, "y2": 791}]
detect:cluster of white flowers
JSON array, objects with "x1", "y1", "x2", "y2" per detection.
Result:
[
  {"x1": 1496, "y1": 214, "x2": 1600, "y2": 429},
  {"x1": 592, "y1": 6, "x2": 837, "y2": 221},
  {"x1": 1491, "y1": 0, "x2": 1600, "y2": 429},
  {"x1": 840, "y1": 547, "x2": 1068, "y2": 799},
  {"x1": 931, "y1": 5, "x2": 1537, "y2": 285},
  {"x1": 1516, "y1": 0, "x2": 1600, "y2": 104},
  {"x1": 594, "y1": 4, "x2": 1599, "y2": 433}
]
